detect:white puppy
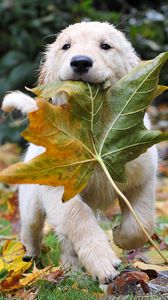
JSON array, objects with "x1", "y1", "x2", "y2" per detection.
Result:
[{"x1": 2, "y1": 22, "x2": 158, "y2": 283}]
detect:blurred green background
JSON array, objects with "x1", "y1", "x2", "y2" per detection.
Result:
[{"x1": 0, "y1": 0, "x2": 168, "y2": 144}]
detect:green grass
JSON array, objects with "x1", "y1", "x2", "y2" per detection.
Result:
[
  {"x1": 37, "y1": 274, "x2": 102, "y2": 300},
  {"x1": 37, "y1": 232, "x2": 103, "y2": 300},
  {"x1": 40, "y1": 232, "x2": 61, "y2": 267},
  {"x1": 0, "y1": 216, "x2": 102, "y2": 300},
  {"x1": 37, "y1": 288, "x2": 99, "y2": 300},
  {"x1": 0, "y1": 208, "x2": 168, "y2": 299},
  {"x1": 0, "y1": 219, "x2": 12, "y2": 236},
  {"x1": 155, "y1": 216, "x2": 168, "y2": 243}
]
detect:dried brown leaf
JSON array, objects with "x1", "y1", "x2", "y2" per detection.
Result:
[{"x1": 107, "y1": 270, "x2": 149, "y2": 296}]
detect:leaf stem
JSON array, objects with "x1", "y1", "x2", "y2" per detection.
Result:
[{"x1": 97, "y1": 156, "x2": 168, "y2": 264}]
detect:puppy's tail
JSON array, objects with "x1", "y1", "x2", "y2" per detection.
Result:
[{"x1": 2, "y1": 91, "x2": 38, "y2": 114}]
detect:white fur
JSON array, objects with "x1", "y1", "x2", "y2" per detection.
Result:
[
  {"x1": 2, "y1": 91, "x2": 38, "y2": 113},
  {"x1": 2, "y1": 22, "x2": 158, "y2": 283}
]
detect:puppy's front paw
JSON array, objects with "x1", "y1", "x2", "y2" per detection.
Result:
[
  {"x1": 93, "y1": 255, "x2": 120, "y2": 283},
  {"x1": 61, "y1": 251, "x2": 81, "y2": 271},
  {"x1": 22, "y1": 255, "x2": 35, "y2": 262},
  {"x1": 79, "y1": 245, "x2": 121, "y2": 283}
]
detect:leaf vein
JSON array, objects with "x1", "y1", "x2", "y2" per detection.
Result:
[{"x1": 99, "y1": 61, "x2": 162, "y2": 154}]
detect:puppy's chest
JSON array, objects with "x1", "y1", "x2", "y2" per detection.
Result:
[
  {"x1": 80, "y1": 155, "x2": 148, "y2": 210},
  {"x1": 81, "y1": 165, "x2": 117, "y2": 210}
]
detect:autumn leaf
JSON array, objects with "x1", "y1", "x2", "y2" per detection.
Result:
[
  {"x1": 9, "y1": 287, "x2": 38, "y2": 300},
  {"x1": 0, "y1": 143, "x2": 21, "y2": 171},
  {"x1": 143, "y1": 249, "x2": 168, "y2": 265},
  {"x1": 106, "y1": 270, "x2": 150, "y2": 295},
  {"x1": 0, "y1": 88, "x2": 97, "y2": 200},
  {"x1": 19, "y1": 264, "x2": 64, "y2": 287},
  {"x1": 0, "y1": 53, "x2": 168, "y2": 201},
  {"x1": 134, "y1": 261, "x2": 168, "y2": 272},
  {"x1": 0, "y1": 240, "x2": 32, "y2": 291},
  {"x1": 0, "y1": 240, "x2": 31, "y2": 274},
  {"x1": 0, "y1": 240, "x2": 64, "y2": 291}
]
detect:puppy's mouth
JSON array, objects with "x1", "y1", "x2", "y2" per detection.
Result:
[
  {"x1": 59, "y1": 76, "x2": 98, "y2": 84},
  {"x1": 59, "y1": 75, "x2": 110, "y2": 87},
  {"x1": 52, "y1": 77, "x2": 110, "y2": 105}
]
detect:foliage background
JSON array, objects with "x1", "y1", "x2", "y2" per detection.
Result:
[
  {"x1": 0, "y1": 2, "x2": 168, "y2": 298},
  {"x1": 0, "y1": 0, "x2": 168, "y2": 144}
]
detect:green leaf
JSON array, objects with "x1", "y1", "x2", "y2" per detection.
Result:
[
  {"x1": 96, "y1": 53, "x2": 168, "y2": 181},
  {"x1": 0, "y1": 53, "x2": 168, "y2": 200},
  {"x1": 31, "y1": 52, "x2": 168, "y2": 183}
]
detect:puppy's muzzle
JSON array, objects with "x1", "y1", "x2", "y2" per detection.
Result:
[{"x1": 70, "y1": 55, "x2": 93, "y2": 74}]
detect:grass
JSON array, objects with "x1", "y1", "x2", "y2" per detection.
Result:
[
  {"x1": 36, "y1": 274, "x2": 102, "y2": 300},
  {"x1": 0, "y1": 222, "x2": 103, "y2": 300},
  {"x1": 37, "y1": 232, "x2": 103, "y2": 300},
  {"x1": 155, "y1": 216, "x2": 168, "y2": 244},
  {"x1": 0, "y1": 202, "x2": 168, "y2": 299}
]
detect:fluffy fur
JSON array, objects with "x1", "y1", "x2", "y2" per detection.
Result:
[{"x1": 2, "y1": 22, "x2": 158, "y2": 283}]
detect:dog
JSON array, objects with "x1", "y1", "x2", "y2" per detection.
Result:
[{"x1": 2, "y1": 22, "x2": 158, "y2": 283}]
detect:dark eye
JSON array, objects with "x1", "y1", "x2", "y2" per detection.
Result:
[
  {"x1": 100, "y1": 43, "x2": 111, "y2": 50},
  {"x1": 62, "y1": 43, "x2": 71, "y2": 50}
]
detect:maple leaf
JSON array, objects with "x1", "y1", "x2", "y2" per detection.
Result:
[
  {"x1": 19, "y1": 264, "x2": 64, "y2": 287},
  {"x1": 0, "y1": 53, "x2": 168, "y2": 201},
  {"x1": 0, "y1": 240, "x2": 64, "y2": 291},
  {"x1": 0, "y1": 240, "x2": 32, "y2": 291}
]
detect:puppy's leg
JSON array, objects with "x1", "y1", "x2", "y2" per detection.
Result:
[
  {"x1": 2, "y1": 91, "x2": 37, "y2": 114},
  {"x1": 60, "y1": 236, "x2": 81, "y2": 271},
  {"x1": 41, "y1": 186, "x2": 120, "y2": 283},
  {"x1": 113, "y1": 176, "x2": 156, "y2": 250},
  {"x1": 19, "y1": 185, "x2": 45, "y2": 258}
]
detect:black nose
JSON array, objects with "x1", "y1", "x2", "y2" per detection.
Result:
[{"x1": 70, "y1": 55, "x2": 93, "y2": 74}]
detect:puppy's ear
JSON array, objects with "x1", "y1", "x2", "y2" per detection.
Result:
[{"x1": 38, "y1": 63, "x2": 46, "y2": 85}]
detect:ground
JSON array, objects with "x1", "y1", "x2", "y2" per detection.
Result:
[{"x1": 0, "y1": 142, "x2": 167, "y2": 299}]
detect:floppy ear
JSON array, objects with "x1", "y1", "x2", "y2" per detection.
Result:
[
  {"x1": 111, "y1": 27, "x2": 140, "y2": 72},
  {"x1": 37, "y1": 42, "x2": 58, "y2": 85},
  {"x1": 125, "y1": 49, "x2": 140, "y2": 71},
  {"x1": 37, "y1": 44, "x2": 51, "y2": 85},
  {"x1": 38, "y1": 63, "x2": 46, "y2": 85},
  {"x1": 121, "y1": 36, "x2": 140, "y2": 71}
]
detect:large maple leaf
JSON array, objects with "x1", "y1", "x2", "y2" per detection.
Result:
[{"x1": 0, "y1": 52, "x2": 168, "y2": 201}]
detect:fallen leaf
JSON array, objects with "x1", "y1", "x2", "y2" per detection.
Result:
[
  {"x1": 0, "y1": 189, "x2": 15, "y2": 207},
  {"x1": 0, "y1": 269, "x2": 23, "y2": 291},
  {"x1": 0, "y1": 240, "x2": 32, "y2": 291},
  {"x1": 1, "y1": 191, "x2": 20, "y2": 234},
  {"x1": 134, "y1": 260, "x2": 168, "y2": 272},
  {"x1": 3, "y1": 192, "x2": 19, "y2": 222},
  {"x1": 130, "y1": 246, "x2": 168, "y2": 265},
  {"x1": 18, "y1": 264, "x2": 51, "y2": 287},
  {"x1": 0, "y1": 53, "x2": 168, "y2": 201},
  {"x1": 8, "y1": 287, "x2": 38, "y2": 300},
  {"x1": 0, "y1": 250, "x2": 64, "y2": 292},
  {"x1": 0, "y1": 144, "x2": 21, "y2": 172},
  {"x1": 107, "y1": 270, "x2": 149, "y2": 295},
  {"x1": 20, "y1": 264, "x2": 64, "y2": 286},
  {"x1": 143, "y1": 249, "x2": 168, "y2": 265},
  {"x1": 156, "y1": 200, "x2": 168, "y2": 216},
  {"x1": 43, "y1": 269, "x2": 64, "y2": 283},
  {"x1": 148, "y1": 271, "x2": 168, "y2": 294},
  {"x1": 0, "y1": 240, "x2": 32, "y2": 274}
]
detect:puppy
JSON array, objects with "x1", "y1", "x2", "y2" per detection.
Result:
[{"x1": 2, "y1": 22, "x2": 158, "y2": 283}]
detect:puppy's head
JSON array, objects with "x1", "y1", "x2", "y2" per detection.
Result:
[{"x1": 39, "y1": 22, "x2": 140, "y2": 86}]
